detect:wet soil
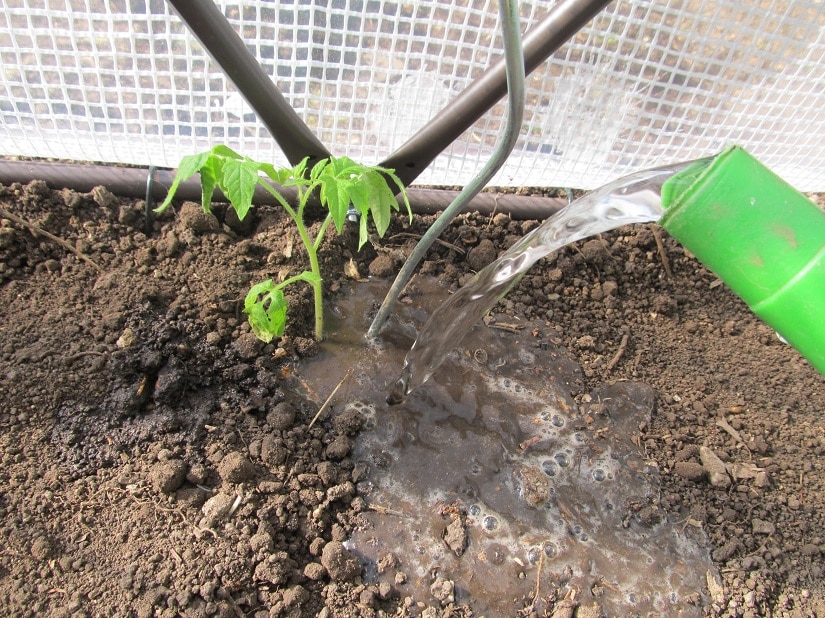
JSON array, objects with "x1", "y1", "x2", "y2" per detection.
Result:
[{"x1": 0, "y1": 179, "x2": 823, "y2": 617}]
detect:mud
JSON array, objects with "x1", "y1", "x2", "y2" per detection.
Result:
[{"x1": 0, "y1": 179, "x2": 824, "y2": 617}]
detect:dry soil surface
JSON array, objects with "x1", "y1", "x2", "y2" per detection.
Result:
[{"x1": 0, "y1": 180, "x2": 823, "y2": 617}]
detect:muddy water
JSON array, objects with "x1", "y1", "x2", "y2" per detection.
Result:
[{"x1": 298, "y1": 278, "x2": 714, "y2": 615}]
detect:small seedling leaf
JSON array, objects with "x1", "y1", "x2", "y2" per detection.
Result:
[
  {"x1": 199, "y1": 156, "x2": 220, "y2": 214},
  {"x1": 320, "y1": 175, "x2": 352, "y2": 233},
  {"x1": 221, "y1": 157, "x2": 258, "y2": 220},
  {"x1": 211, "y1": 144, "x2": 243, "y2": 160},
  {"x1": 243, "y1": 280, "x2": 288, "y2": 343},
  {"x1": 362, "y1": 171, "x2": 395, "y2": 237},
  {"x1": 156, "y1": 151, "x2": 211, "y2": 211},
  {"x1": 258, "y1": 161, "x2": 292, "y2": 186}
]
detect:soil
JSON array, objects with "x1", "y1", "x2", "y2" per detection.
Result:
[{"x1": 1, "y1": 179, "x2": 823, "y2": 618}]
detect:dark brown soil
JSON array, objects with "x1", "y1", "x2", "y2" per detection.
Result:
[{"x1": 1, "y1": 179, "x2": 823, "y2": 617}]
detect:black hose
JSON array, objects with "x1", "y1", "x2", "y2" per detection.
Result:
[{"x1": 0, "y1": 159, "x2": 567, "y2": 220}]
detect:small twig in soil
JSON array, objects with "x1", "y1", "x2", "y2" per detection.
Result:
[
  {"x1": 484, "y1": 195, "x2": 501, "y2": 232},
  {"x1": 519, "y1": 435, "x2": 542, "y2": 451},
  {"x1": 530, "y1": 542, "x2": 546, "y2": 612},
  {"x1": 489, "y1": 322, "x2": 525, "y2": 333},
  {"x1": 0, "y1": 206, "x2": 104, "y2": 273},
  {"x1": 652, "y1": 225, "x2": 672, "y2": 279},
  {"x1": 715, "y1": 417, "x2": 749, "y2": 454},
  {"x1": 368, "y1": 503, "x2": 405, "y2": 517},
  {"x1": 308, "y1": 368, "x2": 353, "y2": 429},
  {"x1": 606, "y1": 328, "x2": 630, "y2": 371}
]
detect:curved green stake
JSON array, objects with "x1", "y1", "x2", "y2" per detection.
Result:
[{"x1": 367, "y1": 0, "x2": 526, "y2": 338}]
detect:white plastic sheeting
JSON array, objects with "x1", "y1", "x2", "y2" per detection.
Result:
[{"x1": 1, "y1": 0, "x2": 824, "y2": 190}]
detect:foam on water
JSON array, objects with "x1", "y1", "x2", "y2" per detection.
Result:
[{"x1": 297, "y1": 279, "x2": 715, "y2": 615}]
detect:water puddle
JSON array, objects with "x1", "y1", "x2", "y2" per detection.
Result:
[{"x1": 297, "y1": 278, "x2": 714, "y2": 615}]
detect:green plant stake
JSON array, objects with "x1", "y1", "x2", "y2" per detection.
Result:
[{"x1": 157, "y1": 146, "x2": 411, "y2": 341}]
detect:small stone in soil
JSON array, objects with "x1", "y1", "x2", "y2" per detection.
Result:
[
  {"x1": 699, "y1": 446, "x2": 731, "y2": 488},
  {"x1": 674, "y1": 461, "x2": 706, "y2": 482},
  {"x1": 150, "y1": 459, "x2": 188, "y2": 494},
  {"x1": 443, "y1": 517, "x2": 468, "y2": 557},
  {"x1": 218, "y1": 451, "x2": 256, "y2": 484},
  {"x1": 200, "y1": 492, "x2": 234, "y2": 528},
  {"x1": 266, "y1": 402, "x2": 296, "y2": 431},
  {"x1": 321, "y1": 541, "x2": 361, "y2": 582}
]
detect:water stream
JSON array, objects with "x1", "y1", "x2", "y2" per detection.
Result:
[
  {"x1": 295, "y1": 160, "x2": 718, "y2": 614},
  {"x1": 388, "y1": 158, "x2": 710, "y2": 404}
]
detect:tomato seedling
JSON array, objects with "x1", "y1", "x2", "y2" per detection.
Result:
[{"x1": 158, "y1": 146, "x2": 410, "y2": 341}]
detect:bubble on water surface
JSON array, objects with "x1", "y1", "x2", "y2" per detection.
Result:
[{"x1": 298, "y1": 279, "x2": 715, "y2": 616}]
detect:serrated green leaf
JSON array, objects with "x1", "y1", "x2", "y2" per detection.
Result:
[
  {"x1": 243, "y1": 280, "x2": 288, "y2": 343},
  {"x1": 362, "y1": 172, "x2": 394, "y2": 237},
  {"x1": 244, "y1": 279, "x2": 275, "y2": 311},
  {"x1": 156, "y1": 151, "x2": 210, "y2": 211},
  {"x1": 291, "y1": 157, "x2": 310, "y2": 181},
  {"x1": 320, "y1": 175, "x2": 351, "y2": 233},
  {"x1": 258, "y1": 161, "x2": 292, "y2": 186},
  {"x1": 344, "y1": 178, "x2": 369, "y2": 216},
  {"x1": 309, "y1": 157, "x2": 329, "y2": 182},
  {"x1": 220, "y1": 158, "x2": 258, "y2": 220},
  {"x1": 358, "y1": 209, "x2": 369, "y2": 250},
  {"x1": 370, "y1": 165, "x2": 412, "y2": 222},
  {"x1": 211, "y1": 144, "x2": 243, "y2": 160}
]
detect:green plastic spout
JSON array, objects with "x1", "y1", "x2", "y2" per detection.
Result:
[{"x1": 660, "y1": 145, "x2": 825, "y2": 376}]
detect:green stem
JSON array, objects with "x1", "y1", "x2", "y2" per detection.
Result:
[{"x1": 261, "y1": 179, "x2": 326, "y2": 339}]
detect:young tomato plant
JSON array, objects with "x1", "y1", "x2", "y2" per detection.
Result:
[{"x1": 157, "y1": 145, "x2": 410, "y2": 341}]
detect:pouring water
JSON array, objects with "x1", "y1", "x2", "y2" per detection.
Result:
[{"x1": 388, "y1": 158, "x2": 711, "y2": 404}]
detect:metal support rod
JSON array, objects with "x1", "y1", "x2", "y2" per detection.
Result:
[
  {"x1": 367, "y1": 0, "x2": 526, "y2": 338},
  {"x1": 380, "y1": 0, "x2": 613, "y2": 187},
  {"x1": 165, "y1": 0, "x2": 331, "y2": 166}
]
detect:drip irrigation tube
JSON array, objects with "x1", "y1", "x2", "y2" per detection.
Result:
[{"x1": 0, "y1": 159, "x2": 567, "y2": 220}]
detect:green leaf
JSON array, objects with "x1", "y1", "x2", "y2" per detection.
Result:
[
  {"x1": 211, "y1": 144, "x2": 243, "y2": 160},
  {"x1": 258, "y1": 161, "x2": 292, "y2": 186},
  {"x1": 291, "y1": 157, "x2": 310, "y2": 182},
  {"x1": 292, "y1": 269, "x2": 322, "y2": 287},
  {"x1": 319, "y1": 175, "x2": 351, "y2": 233},
  {"x1": 378, "y1": 166, "x2": 412, "y2": 222},
  {"x1": 220, "y1": 157, "x2": 259, "y2": 220},
  {"x1": 359, "y1": 210, "x2": 370, "y2": 250},
  {"x1": 156, "y1": 151, "x2": 210, "y2": 211},
  {"x1": 199, "y1": 156, "x2": 220, "y2": 214},
  {"x1": 309, "y1": 157, "x2": 329, "y2": 182},
  {"x1": 243, "y1": 279, "x2": 288, "y2": 343},
  {"x1": 361, "y1": 171, "x2": 395, "y2": 237}
]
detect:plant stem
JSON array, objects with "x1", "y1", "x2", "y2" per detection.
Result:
[
  {"x1": 262, "y1": 180, "x2": 327, "y2": 340},
  {"x1": 292, "y1": 217, "x2": 325, "y2": 340}
]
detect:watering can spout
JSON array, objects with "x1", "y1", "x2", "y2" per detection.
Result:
[{"x1": 660, "y1": 145, "x2": 825, "y2": 376}]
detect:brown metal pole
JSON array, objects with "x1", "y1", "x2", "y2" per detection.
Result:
[{"x1": 165, "y1": 0, "x2": 331, "y2": 167}]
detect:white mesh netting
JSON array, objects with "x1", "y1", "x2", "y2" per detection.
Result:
[{"x1": 1, "y1": 0, "x2": 824, "y2": 190}]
